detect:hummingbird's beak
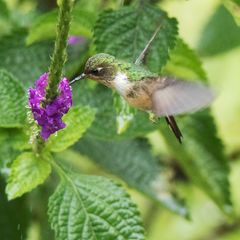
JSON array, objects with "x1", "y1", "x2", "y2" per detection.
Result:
[{"x1": 69, "y1": 73, "x2": 86, "y2": 85}]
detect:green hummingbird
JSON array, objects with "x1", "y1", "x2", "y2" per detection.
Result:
[
  {"x1": 71, "y1": 28, "x2": 214, "y2": 143},
  {"x1": 71, "y1": 54, "x2": 213, "y2": 142}
]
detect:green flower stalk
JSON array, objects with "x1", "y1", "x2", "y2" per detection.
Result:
[
  {"x1": 30, "y1": 0, "x2": 74, "y2": 153},
  {"x1": 46, "y1": 0, "x2": 74, "y2": 102}
]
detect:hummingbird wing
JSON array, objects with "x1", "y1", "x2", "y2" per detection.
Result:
[
  {"x1": 152, "y1": 78, "x2": 214, "y2": 117},
  {"x1": 135, "y1": 23, "x2": 162, "y2": 65}
]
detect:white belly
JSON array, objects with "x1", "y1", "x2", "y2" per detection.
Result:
[{"x1": 113, "y1": 72, "x2": 131, "y2": 95}]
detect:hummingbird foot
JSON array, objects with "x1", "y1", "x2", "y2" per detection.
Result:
[{"x1": 149, "y1": 112, "x2": 158, "y2": 123}]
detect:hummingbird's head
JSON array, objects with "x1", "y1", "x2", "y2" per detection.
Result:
[{"x1": 83, "y1": 53, "x2": 118, "y2": 87}]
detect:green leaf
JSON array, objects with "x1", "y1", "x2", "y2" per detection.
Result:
[
  {"x1": 160, "y1": 111, "x2": 232, "y2": 214},
  {"x1": 198, "y1": 5, "x2": 240, "y2": 56},
  {"x1": 0, "y1": 30, "x2": 52, "y2": 88},
  {"x1": 0, "y1": 177, "x2": 30, "y2": 240},
  {"x1": 6, "y1": 152, "x2": 52, "y2": 200},
  {"x1": 47, "y1": 106, "x2": 96, "y2": 152},
  {"x1": 0, "y1": 0, "x2": 9, "y2": 20},
  {"x1": 27, "y1": 8, "x2": 96, "y2": 44},
  {"x1": 163, "y1": 38, "x2": 207, "y2": 81},
  {"x1": 65, "y1": 38, "x2": 90, "y2": 77},
  {"x1": 0, "y1": 139, "x2": 20, "y2": 174},
  {"x1": 75, "y1": 137, "x2": 188, "y2": 217},
  {"x1": 56, "y1": 0, "x2": 64, "y2": 6},
  {"x1": 0, "y1": 128, "x2": 29, "y2": 173},
  {"x1": 94, "y1": 4, "x2": 178, "y2": 72},
  {"x1": 224, "y1": 0, "x2": 240, "y2": 25},
  {"x1": 0, "y1": 69, "x2": 26, "y2": 127},
  {"x1": 48, "y1": 173, "x2": 145, "y2": 240}
]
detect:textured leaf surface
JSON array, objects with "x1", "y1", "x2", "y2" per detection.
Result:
[
  {"x1": 75, "y1": 137, "x2": 188, "y2": 217},
  {"x1": 0, "y1": 69, "x2": 26, "y2": 127},
  {"x1": 160, "y1": 111, "x2": 232, "y2": 214},
  {"x1": 198, "y1": 5, "x2": 240, "y2": 56},
  {"x1": 164, "y1": 39, "x2": 207, "y2": 81},
  {"x1": 224, "y1": 0, "x2": 240, "y2": 25},
  {"x1": 47, "y1": 106, "x2": 96, "y2": 152},
  {"x1": 48, "y1": 174, "x2": 145, "y2": 240},
  {"x1": 27, "y1": 8, "x2": 96, "y2": 44},
  {"x1": 94, "y1": 4, "x2": 178, "y2": 72},
  {"x1": 0, "y1": 31, "x2": 52, "y2": 87},
  {"x1": 0, "y1": 129, "x2": 29, "y2": 173},
  {"x1": 0, "y1": 177, "x2": 29, "y2": 240},
  {"x1": 0, "y1": 138, "x2": 20, "y2": 173},
  {"x1": 6, "y1": 152, "x2": 52, "y2": 200}
]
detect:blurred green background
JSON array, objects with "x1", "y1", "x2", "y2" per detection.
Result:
[
  {"x1": 140, "y1": 1, "x2": 240, "y2": 239},
  {"x1": 1, "y1": 0, "x2": 240, "y2": 239}
]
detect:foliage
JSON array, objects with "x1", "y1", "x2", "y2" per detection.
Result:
[
  {"x1": 159, "y1": 111, "x2": 231, "y2": 214},
  {"x1": 0, "y1": 70, "x2": 26, "y2": 127},
  {"x1": 6, "y1": 152, "x2": 52, "y2": 200},
  {"x1": 48, "y1": 173, "x2": 145, "y2": 240},
  {"x1": 0, "y1": 31, "x2": 52, "y2": 87},
  {"x1": 163, "y1": 38, "x2": 207, "y2": 80},
  {"x1": 0, "y1": 0, "x2": 239, "y2": 240},
  {"x1": 0, "y1": 0, "x2": 9, "y2": 20},
  {"x1": 198, "y1": 5, "x2": 240, "y2": 56},
  {"x1": 94, "y1": 4, "x2": 178, "y2": 72},
  {"x1": 0, "y1": 177, "x2": 29, "y2": 240},
  {"x1": 47, "y1": 106, "x2": 96, "y2": 152},
  {"x1": 27, "y1": 7, "x2": 96, "y2": 44},
  {"x1": 223, "y1": 0, "x2": 240, "y2": 26},
  {"x1": 75, "y1": 137, "x2": 188, "y2": 216}
]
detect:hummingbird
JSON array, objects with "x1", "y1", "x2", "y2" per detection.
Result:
[
  {"x1": 70, "y1": 27, "x2": 214, "y2": 143},
  {"x1": 70, "y1": 53, "x2": 213, "y2": 143}
]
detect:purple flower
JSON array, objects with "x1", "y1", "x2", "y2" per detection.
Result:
[
  {"x1": 67, "y1": 35, "x2": 85, "y2": 45},
  {"x1": 28, "y1": 73, "x2": 72, "y2": 140}
]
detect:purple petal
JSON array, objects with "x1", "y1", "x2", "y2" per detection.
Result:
[
  {"x1": 35, "y1": 72, "x2": 48, "y2": 96},
  {"x1": 68, "y1": 36, "x2": 85, "y2": 45},
  {"x1": 28, "y1": 73, "x2": 72, "y2": 140}
]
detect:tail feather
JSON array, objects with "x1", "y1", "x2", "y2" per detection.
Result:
[{"x1": 165, "y1": 116, "x2": 183, "y2": 144}]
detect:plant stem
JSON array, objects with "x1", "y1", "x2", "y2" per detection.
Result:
[
  {"x1": 34, "y1": 0, "x2": 74, "y2": 154},
  {"x1": 34, "y1": 136, "x2": 45, "y2": 155},
  {"x1": 45, "y1": 0, "x2": 74, "y2": 102},
  {"x1": 51, "y1": 160, "x2": 68, "y2": 181}
]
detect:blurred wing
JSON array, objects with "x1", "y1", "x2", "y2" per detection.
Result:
[
  {"x1": 152, "y1": 79, "x2": 214, "y2": 117},
  {"x1": 135, "y1": 24, "x2": 161, "y2": 65}
]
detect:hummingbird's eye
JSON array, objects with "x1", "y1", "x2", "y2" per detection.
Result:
[{"x1": 90, "y1": 67, "x2": 104, "y2": 76}]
